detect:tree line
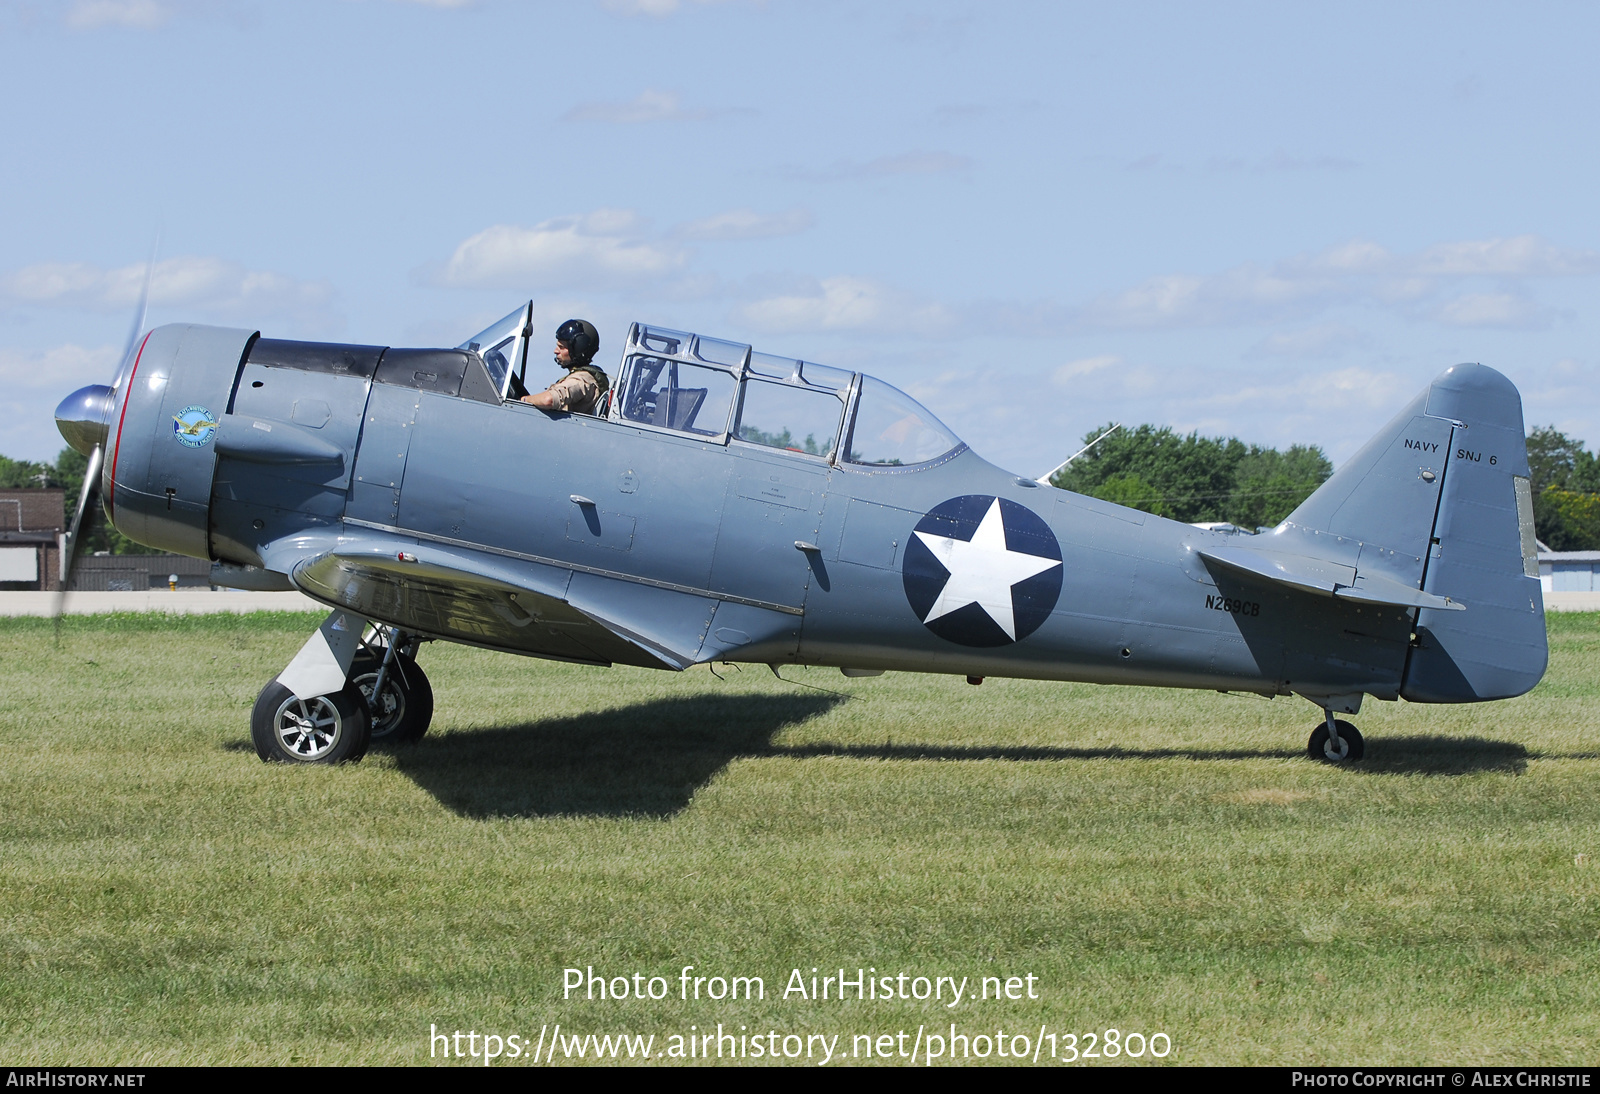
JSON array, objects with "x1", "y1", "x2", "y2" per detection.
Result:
[
  {"x1": 1050, "y1": 421, "x2": 1600, "y2": 550},
  {"x1": 1526, "y1": 426, "x2": 1600, "y2": 550},
  {"x1": 1048, "y1": 423, "x2": 1333, "y2": 529}
]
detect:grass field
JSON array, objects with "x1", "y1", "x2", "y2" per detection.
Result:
[{"x1": 1, "y1": 611, "x2": 1597, "y2": 1066}]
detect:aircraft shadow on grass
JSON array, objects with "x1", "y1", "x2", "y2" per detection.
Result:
[
  {"x1": 390, "y1": 693, "x2": 842, "y2": 820},
  {"x1": 373, "y1": 695, "x2": 1531, "y2": 819},
  {"x1": 1356, "y1": 735, "x2": 1528, "y2": 776}
]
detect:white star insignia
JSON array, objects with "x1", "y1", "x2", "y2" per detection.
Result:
[{"x1": 913, "y1": 498, "x2": 1062, "y2": 640}]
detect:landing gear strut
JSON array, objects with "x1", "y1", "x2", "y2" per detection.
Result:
[
  {"x1": 352, "y1": 626, "x2": 434, "y2": 745},
  {"x1": 1308, "y1": 709, "x2": 1365, "y2": 763}
]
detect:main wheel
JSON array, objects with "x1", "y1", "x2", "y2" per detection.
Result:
[
  {"x1": 1308, "y1": 719, "x2": 1365, "y2": 762},
  {"x1": 251, "y1": 680, "x2": 372, "y2": 764},
  {"x1": 351, "y1": 651, "x2": 434, "y2": 744}
]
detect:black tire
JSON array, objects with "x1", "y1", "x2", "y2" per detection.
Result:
[
  {"x1": 251, "y1": 680, "x2": 372, "y2": 764},
  {"x1": 1308, "y1": 719, "x2": 1365, "y2": 762},
  {"x1": 351, "y1": 651, "x2": 434, "y2": 744}
]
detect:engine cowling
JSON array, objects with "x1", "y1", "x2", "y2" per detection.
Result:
[
  {"x1": 73, "y1": 322, "x2": 495, "y2": 571},
  {"x1": 103, "y1": 324, "x2": 259, "y2": 558}
]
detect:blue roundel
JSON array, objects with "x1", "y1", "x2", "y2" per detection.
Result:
[{"x1": 902, "y1": 495, "x2": 1063, "y2": 648}]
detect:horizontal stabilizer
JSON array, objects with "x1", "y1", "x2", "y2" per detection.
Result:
[
  {"x1": 1200, "y1": 545, "x2": 1352, "y2": 596},
  {"x1": 1337, "y1": 568, "x2": 1465, "y2": 611},
  {"x1": 1199, "y1": 545, "x2": 1464, "y2": 612}
]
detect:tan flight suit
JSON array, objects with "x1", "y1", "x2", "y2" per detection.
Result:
[{"x1": 538, "y1": 366, "x2": 606, "y2": 414}]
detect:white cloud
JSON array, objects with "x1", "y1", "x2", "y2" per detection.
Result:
[
  {"x1": 1414, "y1": 236, "x2": 1599, "y2": 277},
  {"x1": 673, "y1": 207, "x2": 812, "y2": 241},
  {"x1": 1075, "y1": 265, "x2": 1331, "y2": 330},
  {"x1": 1131, "y1": 151, "x2": 1359, "y2": 174},
  {"x1": 1207, "y1": 151, "x2": 1360, "y2": 173},
  {"x1": 435, "y1": 210, "x2": 689, "y2": 291},
  {"x1": 1245, "y1": 323, "x2": 1369, "y2": 361},
  {"x1": 1431, "y1": 292, "x2": 1546, "y2": 328},
  {"x1": 1074, "y1": 235, "x2": 1597, "y2": 332},
  {"x1": 0, "y1": 343, "x2": 125, "y2": 462},
  {"x1": 563, "y1": 89, "x2": 711, "y2": 124},
  {"x1": 1519, "y1": 358, "x2": 1600, "y2": 442},
  {"x1": 732, "y1": 275, "x2": 957, "y2": 335},
  {"x1": 603, "y1": 0, "x2": 683, "y2": 13},
  {"x1": 785, "y1": 150, "x2": 973, "y2": 182},
  {"x1": 1171, "y1": 365, "x2": 1411, "y2": 464},
  {"x1": 66, "y1": 0, "x2": 170, "y2": 29},
  {"x1": 1297, "y1": 239, "x2": 1391, "y2": 275},
  {"x1": 0, "y1": 256, "x2": 340, "y2": 333},
  {"x1": 1219, "y1": 366, "x2": 1407, "y2": 413},
  {"x1": 1051, "y1": 354, "x2": 1121, "y2": 384},
  {"x1": 713, "y1": 231, "x2": 1592, "y2": 347},
  {"x1": 600, "y1": 0, "x2": 733, "y2": 16},
  {"x1": 859, "y1": 151, "x2": 971, "y2": 176},
  {"x1": 0, "y1": 343, "x2": 120, "y2": 393}
]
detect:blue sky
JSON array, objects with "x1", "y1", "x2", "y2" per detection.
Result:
[{"x1": 2, "y1": 0, "x2": 1597, "y2": 478}]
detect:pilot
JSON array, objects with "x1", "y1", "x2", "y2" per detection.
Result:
[{"x1": 520, "y1": 319, "x2": 609, "y2": 415}]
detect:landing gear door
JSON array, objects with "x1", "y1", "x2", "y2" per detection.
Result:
[{"x1": 459, "y1": 301, "x2": 533, "y2": 402}]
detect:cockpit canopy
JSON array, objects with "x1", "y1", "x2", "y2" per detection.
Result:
[
  {"x1": 610, "y1": 323, "x2": 963, "y2": 469},
  {"x1": 460, "y1": 307, "x2": 964, "y2": 468}
]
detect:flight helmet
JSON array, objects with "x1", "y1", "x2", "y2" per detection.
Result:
[{"x1": 555, "y1": 319, "x2": 599, "y2": 366}]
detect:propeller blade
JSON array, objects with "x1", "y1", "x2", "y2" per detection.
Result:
[
  {"x1": 110, "y1": 237, "x2": 157, "y2": 391},
  {"x1": 53, "y1": 443, "x2": 103, "y2": 630},
  {"x1": 55, "y1": 238, "x2": 155, "y2": 638}
]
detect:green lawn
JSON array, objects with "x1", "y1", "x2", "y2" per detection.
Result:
[{"x1": 1, "y1": 612, "x2": 1596, "y2": 1065}]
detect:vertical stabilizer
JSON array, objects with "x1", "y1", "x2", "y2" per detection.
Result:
[
  {"x1": 1272, "y1": 363, "x2": 1545, "y2": 702},
  {"x1": 1403, "y1": 364, "x2": 1545, "y2": 701}
]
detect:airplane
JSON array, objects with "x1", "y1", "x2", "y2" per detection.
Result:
[{"x1": 52, "y1": 299, "x2": 1548, "y2": 765}]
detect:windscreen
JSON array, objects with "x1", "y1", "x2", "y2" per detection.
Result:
[
  {"x1": 845, "y1": 376, "x2": 961, "y2": 466},
  {"x1": 458, "y1": 303, "x2": 531, "y2": 399}
]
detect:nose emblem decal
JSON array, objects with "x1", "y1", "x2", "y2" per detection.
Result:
[{"x1": 173, "y1": 405, "x2": 219, "y2": 448}]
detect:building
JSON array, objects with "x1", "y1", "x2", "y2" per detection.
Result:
[
  {"x1": 0, "y1": 489, "x2": 64, "y2": 591},
  {"x1": 0, "y1": 488, "x2": 217, "y2": 592},
  {"x1": 1538, "y1": 547, "x2": 1600, "y2": 593},
  {"x1": 68, "y1": 553, "x2": 214, "y2": 591}
]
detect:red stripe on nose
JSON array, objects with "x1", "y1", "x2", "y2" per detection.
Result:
[{"x1": 106, "y1": 330, "x2": 153, "y2": 519}]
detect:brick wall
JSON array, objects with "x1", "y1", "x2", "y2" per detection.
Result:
[
  {"x1": 0, "y1": 489, "x2": 65, "y2": 534},
  {"x1": 0, "y1": 489, "x2": 66, "y2": 591}
]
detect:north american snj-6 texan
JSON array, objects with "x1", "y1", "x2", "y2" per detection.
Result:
[{"x1": 53, "y1": 295, "x2": 1547, "y2": 765}]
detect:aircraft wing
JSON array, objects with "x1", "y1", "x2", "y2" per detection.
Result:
[
  {"x1": 267, "y1": 533, "x2": 720, "y2": 670},
  {"x1": 1199, "y1": 544, "x2": 1465, "y2": 612}
]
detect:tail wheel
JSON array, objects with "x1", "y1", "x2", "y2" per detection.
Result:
[
  {"x1": 351, "y1": 651, "x2": 434, "y2": 744},
  {"x1": 1308, "y1": 719, "x2": 1365, "y2": 763},
  {"x1": 251, "y1": 681, "x2": 371, "y2": 764}
]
